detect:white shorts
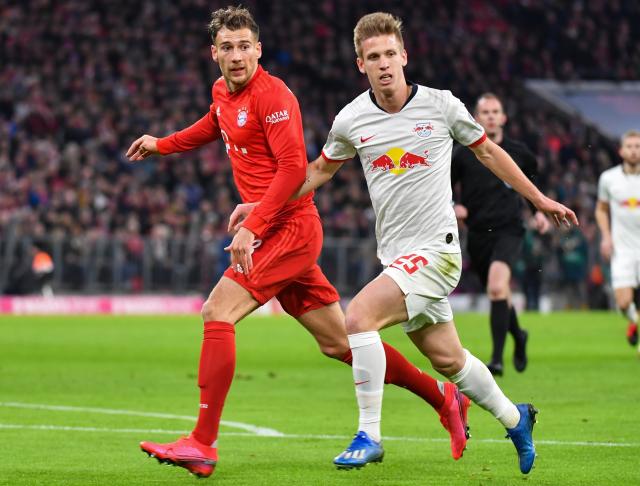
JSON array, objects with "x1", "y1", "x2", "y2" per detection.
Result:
[
  {"x1": 382, "y1": 250, "x2": 462, "y2": 333},
  {"x1": 611, "y1": 253, "x2": 640, "y2": 289}
]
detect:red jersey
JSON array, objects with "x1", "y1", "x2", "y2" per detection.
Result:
[{"x1": 157, "y1": 66, "x2": 317, "y2": 237}]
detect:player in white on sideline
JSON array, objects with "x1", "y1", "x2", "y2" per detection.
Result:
[
  {"x1": 595, "y1": 130, "x2": 640, "y2": 352},
  {"x1": 230, "y1": 12, "x2": 577, "y2": 474}
]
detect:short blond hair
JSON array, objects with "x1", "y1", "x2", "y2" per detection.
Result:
[
  {"x1": 353, "y1": 12, "x2": 403, "y2": 58},
  {"x1": 621, "y1": 129, "x2": 640, "y2": 144}
]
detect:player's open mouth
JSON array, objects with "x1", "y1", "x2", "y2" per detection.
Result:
[
  {"x1": 230, "y1": 67, "x2": 245, "y2": 75},
  {"x1": 379, "y1": 74, "x2": 392, "y2": 84}
]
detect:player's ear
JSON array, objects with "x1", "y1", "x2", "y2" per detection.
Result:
[
  {"x1": 211, "y1": 45, "x2": 219, "y2": 63},
  {"x1": 356, "y1": 57, "x2": 365, "y2": 74},
  {"x1": 255, "y1": 41, "x2": 262, "y2": 59},
  {"x1": 401, "y1": 48, "x2": 408, "y2": 67}
]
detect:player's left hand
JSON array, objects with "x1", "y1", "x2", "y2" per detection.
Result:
[
  {"x1": 228, "y1": 202, "x2": 260, "y2": 234},
  {"x1": 224, "y1": 227, "x2": 255, "y2": 275},
  {"x1": 533, "y1": 211, "x2": 551, "y2": 234},
  {"x1": 535, "y1": 195, "x2": 579, "y2": 228}
]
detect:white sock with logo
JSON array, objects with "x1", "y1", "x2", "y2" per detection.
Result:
[
  {"x1": 348, "y1": 331, "x2": 385, "y2": 443},
  {"x1": 450, "y1": 349, "x2": 520, "y2": 429},
  {"x1": 623, "y1": 302, "x2": 638, "y2": 323}
]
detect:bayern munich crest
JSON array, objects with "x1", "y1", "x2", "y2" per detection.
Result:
[
  {"x1": 414, "y1": 121, "x2": 434, "y2": 138},
  {"x1": 237, "y1": 108, "x2": 248, "y2": 127}
]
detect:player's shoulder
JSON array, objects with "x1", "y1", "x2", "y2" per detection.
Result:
[
  {"x1": 212, "y1": 76, "x2": 226, "y2": 98},
  {"x1": 255, "y1": 69, "x2": 293, "y2": 96},
  {"x1": 332, "y1": 90, "x2": 370, "y2": 126},
  {"x1": 414, "y1": 85, "x2": 456, "y2": 109},
  {"x1": 600, "y1": 164, "x2": 623, "y2": 181}
]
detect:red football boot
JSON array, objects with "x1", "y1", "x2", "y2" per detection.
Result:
[
  {"x1": 438, "y1": 382, "x2": 471, "y2": 460},
  {"x1": 140, "y1": 435, "x2": 217, "y2": 478},
  {"x1": 627, "y1": 322, "x2": 638, "y2": 346}
]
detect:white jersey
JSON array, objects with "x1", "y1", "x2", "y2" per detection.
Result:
[
  {"x1": 322, "y1": 84, "x2": 485, "y2": 265},
  {"x1": 597, "y1": 165, "x2": 640, "y2": 256}
]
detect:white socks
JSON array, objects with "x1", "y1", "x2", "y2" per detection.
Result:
[
  {"x1": 348, "y1": 331, "x2": 386, "y2": 443},
  {"x1": 623, "y1": 302, "x2": 638, "y2": 323},
  {"x1": 450, "y1": 349, "x2": 520, "y2": 429}
]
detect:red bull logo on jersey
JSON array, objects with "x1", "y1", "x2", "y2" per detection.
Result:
[
  {"x1": 621, "y1": 198, "x2": 639, "y2": 208},
  {"x1": 414, "y1": 121, "x2": 434, "y2": 138},
  {"x1": 369, "y1": 147, "x2": 431, "y2": 175}
]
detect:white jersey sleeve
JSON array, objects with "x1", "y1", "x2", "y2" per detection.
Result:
[
  {"x1": 322, "y1": 109, "x2": 357, "y2": 161},
  {"x1": 597, "y1": 170, "x2": 611, "y2": 202},
  {"x1": 442, "y1": 91, "x2": 486, "y2": 146}
]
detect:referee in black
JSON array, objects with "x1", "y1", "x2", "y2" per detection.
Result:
[{"x1": 451, "y1": 93, "x2": 550, "y2": 376}]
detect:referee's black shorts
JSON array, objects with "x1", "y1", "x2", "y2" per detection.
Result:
[{"x1": 467, "y1": 228, "x2": 524, "y2": 284}]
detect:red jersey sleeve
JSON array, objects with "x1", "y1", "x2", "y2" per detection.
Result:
[
  {"x1": 156, "y1": 103, "x2": 221, "y2": 155},
  {"x1": 241, "y1": 86, "x2": 307, "y2": 236}
]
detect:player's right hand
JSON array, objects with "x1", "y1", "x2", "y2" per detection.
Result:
[
  {"x1": 453, "y1": 204, "x2": 468, "y2": 220},
  {"x1": 126, "y1": 135, "x2": 159, "y2": 161},
  {"x1": 228, "y1": 202, "x2": 260, "y2": 234},
  {"x1": 600, "y1": 237, "x2": 613, "y2": 262}
]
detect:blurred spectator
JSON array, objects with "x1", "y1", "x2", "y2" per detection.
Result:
[{"x1": 0, "y1": 0, "x2": 635, "y2": 296}]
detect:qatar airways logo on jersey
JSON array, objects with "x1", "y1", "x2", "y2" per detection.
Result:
[{"x1": 265, "y1": 110, "x2": 289, "y2": 124}]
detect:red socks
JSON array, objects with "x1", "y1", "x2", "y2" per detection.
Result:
[
  {"x1": 192, "y1": 321, "x2": 236, "y2": 447},
  {"x1": 342, "y1": 341, "x2": 444, "y2": 410}
]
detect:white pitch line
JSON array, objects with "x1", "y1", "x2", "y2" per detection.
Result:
[
  {"x1": 0, "y1": 402, "x2": 284, "y2": 437},
  {"x1": 0, "y1": 423, "x2": 638, "y2": 448}
]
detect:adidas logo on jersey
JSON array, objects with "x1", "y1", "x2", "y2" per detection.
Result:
[{"x1": 265, "y1": 110, "x2": 289, "y2": 124}]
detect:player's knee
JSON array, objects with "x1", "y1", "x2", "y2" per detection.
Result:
[
  {"x1": 344, "y1": 305, "x2": 374, "y2": 334},
  {"x1": 487, "y1": 283, "x2": 508, "y2": 301},
  {"x1": 201, "y1": 298, "x2": 226, "y2": 323},
  {"x1": 619, "y1": 298, "x2": 634, "y2": 313},
  {"x1": 318, "y1": 341, "x2": 349, "y2": 360},
  {"x1": 430, "y1": 353, "x2": 465, "y2": 378}
]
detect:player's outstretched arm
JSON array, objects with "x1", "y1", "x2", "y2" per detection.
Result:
[
  {"x1": 595, "y1": 200, "x2": 613, "y2": 261},
  {"x1": 126, "y1": 112, "x2": 221, "y2": 162},
  {"x1": 126, "y1": 135, "x2": 159, "y2": 161},
  {"x1": 470, "y1": 138, "x2": 579, "y2": 227}
]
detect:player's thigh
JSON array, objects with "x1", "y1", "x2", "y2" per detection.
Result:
[
  {"x1": 486, "y1": 260, "x2": 512, "y2": 300},
  {"x1": 202, "y1": 276, "x2": 260, "y2": 324},
  {"x1": 345, "y1": 274, "x2": 409, "y2": 334},
  {"x1": 382, "y1": 251, "x2": 462, "y2": 335},
  {"x1": 295, "y1": 302, "x2": 349, "y2": 358},
  {"x1": 407, "y1": 320, "x2": 465, "y2": 376},
  {"x1": 611, "y1": 253, "x2": 640, "y2": 296}
]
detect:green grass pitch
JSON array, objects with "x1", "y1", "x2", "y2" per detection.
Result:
[{"x1": 1, "y1": 311, "x2": 638, "y2": 485}]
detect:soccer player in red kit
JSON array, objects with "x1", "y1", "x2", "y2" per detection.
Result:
[{"x1": 126, "y1": 6, "x2": 469, "y2": 478}]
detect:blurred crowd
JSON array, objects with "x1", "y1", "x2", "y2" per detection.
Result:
[{"x1": 1, "y1": 0, "x2": 638, "y2": 301}]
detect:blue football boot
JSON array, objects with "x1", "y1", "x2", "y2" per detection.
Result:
[
  {"x1": 334, "y1": 431, "x2": 384, "y2": 469},
  {"x1": 505, "y1": 403, "x2": 538, "y2": 474}
]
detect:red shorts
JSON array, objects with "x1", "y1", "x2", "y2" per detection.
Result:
[{"x1": 224, "y1": 215, "x2": 340, "y2": 317}]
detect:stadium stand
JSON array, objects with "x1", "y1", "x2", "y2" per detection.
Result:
[{"x1": 1, "y1": 0, "x2": 637, "y2": 302}]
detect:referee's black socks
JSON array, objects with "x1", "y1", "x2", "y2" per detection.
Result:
[{"x1": 490, "y1": 299, "x2": 510, "y2": 364}]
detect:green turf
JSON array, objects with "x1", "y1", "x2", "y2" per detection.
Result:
[{"x1": 0, "y1": 312, "x2": 639, "y2": 485}]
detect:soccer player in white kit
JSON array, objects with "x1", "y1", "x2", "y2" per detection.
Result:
[
  {"x1": 595, "y1": 130, "x2": 640, "y2": 351},
  {"x1": 230, "y1": 12, "x2": 577, "y2": 474}
]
